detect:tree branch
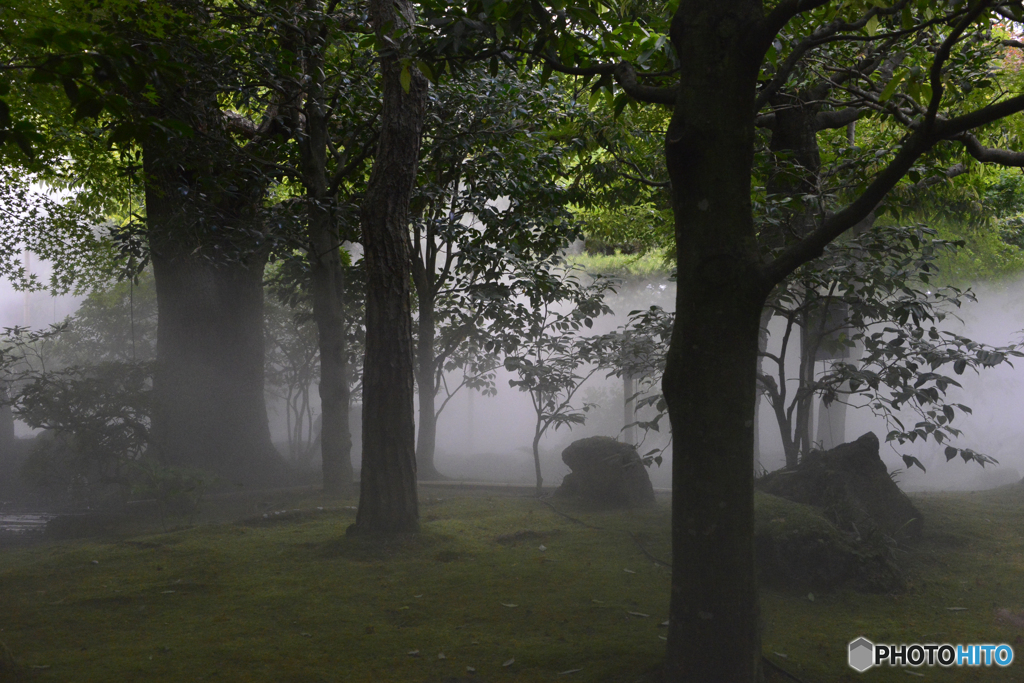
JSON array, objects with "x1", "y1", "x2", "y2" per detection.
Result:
[
  {"x1": 954, "y1": 131, "x2": 1024, "y2": 166},
  {"x1": 532, "y1": 50, "x2": 678, "y2": 105}
]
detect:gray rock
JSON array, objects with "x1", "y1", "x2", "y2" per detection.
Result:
[
  {"x1": 555, "y1": 436, "x2": 655, "y2": 508},
  {"x1": 756, "y1": 432, "x2": 923, "y2": 542}
]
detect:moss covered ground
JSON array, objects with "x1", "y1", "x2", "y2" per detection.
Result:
[{"x1": 1, "y1": 484, "x2": 1023, "y2": 682}]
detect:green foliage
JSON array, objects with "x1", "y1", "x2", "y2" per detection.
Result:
[
  {"x1": 51, "y1": 271, "x2": 157, "y2": 365},
  {"x1": 16, "y1": 361, "x2": 150, "y2": 508},
  {"x1": 0, "y1": 167, "x2": 123, "y2": 294},
  {"x1": 766, "y1": 224, "x2": 1023, "y2": 465},
  {"x1": 568, "y1": 250, "x2": 671, "y2": 281},
  {"x1": 573, "y1": 203, "x2": 672, "y2": 257}
]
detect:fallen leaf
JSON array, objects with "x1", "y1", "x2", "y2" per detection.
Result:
[
  {"x1": 995, "y1": 608, "x2": 1024, "y2": 627},
  {"x1": 627, "y1": 611, "x2": 650, "y2": 618},
  {"x1": 466, "y1": 666, "x2": 476, "y2": 673},
  {"x1": 592, "y1": 599, "x2": 604, "y2": 604},
  {"x1": 659, "y1": 620, "x2": 669, "y2": 627},
  {"x1": 407, "y1": 650, "x2": 420, "y2": 656},
  {"x1": 658, "y1": 636, "x2": 667, "y2": 641},
  {"x1": 538, "y1": 545, "x2": 547, "y2": 552},
  {"x1": 438, "y1": 652, "x2": 446, "y2": 660},
  {"x1": 501, "y1": 603, "x2": 518, "y2": 608},
  {"x1": 623, "y1": 569, "x2": 636, "y2": 574},
  {"x1": 558, "y1": 668, "x2": 582, "y2": 675},
  {"x1": 774, "y1": 652, "x2": 788, "y2": 659},
  {"x1": 503, "y1": 658, "x2": 515, "y2": 667}
]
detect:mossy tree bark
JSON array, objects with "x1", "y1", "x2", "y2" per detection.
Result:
[{"x1": 348, "y1": 0, "x2": 427, "y2": 535}]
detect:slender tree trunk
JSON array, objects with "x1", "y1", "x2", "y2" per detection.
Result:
[
  {"x1": 623, "y1": 371, "x2": 636, "y2": 445},
  {"x1": 0, "y1": 380, "x2": 14, "y2": 457},
  {"x1": 348, "y1": 0, "x2": 426, "y2": 536},
  {"x1": 310, "y1": 229, "x2": 355, "y2": 494},
  {"x1": 794, "y1": 316, "x2": 816, "y2": 455},
  {"x1": 532, "y1": 427, "x2": 544, "y2": 494},
  {"x1": 288, "y1": 7, "x2": 356, "y2": 495},
  {"x1": 663, "y1": 3, "x2": 766, "y2": 679},
  {"x1": 415, "y1": 296, "x2": 445, "y2": 480}
]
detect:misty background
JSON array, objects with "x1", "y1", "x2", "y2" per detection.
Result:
[{"x1": 5, "y1": 248, "x2": 1021, "y2": 495}]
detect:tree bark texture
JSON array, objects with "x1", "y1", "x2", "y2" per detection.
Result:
[
  {"x1": 662, "y1": 3, "x2": 767, "y2": 680},
  {"x1": 349, "y1": 0, "x2": 427, "y2": 535}
]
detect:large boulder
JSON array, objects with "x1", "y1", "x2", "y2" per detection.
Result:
[
  {"x1": 756, "y1": 432, "x2": 923, "y2": 542},
  {"x1": 555, "y1": 436, "x2": 655, "y2": 508}
]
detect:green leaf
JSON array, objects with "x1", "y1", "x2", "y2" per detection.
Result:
[
  {"x1": 879, "y1": 69, "x2": 906, "y2": 103},
  {"x1": 73, "y1": 98, "x2": 105, "y2": 122},
  {"x1": 612, "y1": 93, "x2": 629, "y2": 119},
  {"x1": 953, "y1": 359, "x2": 967, "y2": 375},
  {"x1": 400, "y1": 64, "x2": 411, "y2": 94},
  {"x1": 865, "y1": 14, "x2": 879, "y2": 36},
  {"x1": 416, "y1": 61, "x2": 434, "y2": 83}
]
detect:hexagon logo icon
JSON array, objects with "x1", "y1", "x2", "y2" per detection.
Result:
[{"x1": 848, "y1": 637, "x2": 875, "y2": 672}]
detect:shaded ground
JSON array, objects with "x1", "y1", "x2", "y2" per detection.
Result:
[{"x1": 0, "y1": 484, "x2": 1023, "y2": 682}]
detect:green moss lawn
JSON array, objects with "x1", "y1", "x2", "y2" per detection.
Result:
[{"x1": 2, "y1": 484, "x2": 1024, "y2": 682}]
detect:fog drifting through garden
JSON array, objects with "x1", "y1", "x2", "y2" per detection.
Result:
[{"x1": 3, "y1": 258, "x2": 1023, "y2": 495}]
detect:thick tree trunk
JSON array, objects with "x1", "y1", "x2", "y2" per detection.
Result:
[
  {"x1": 149, "y1": 251, "x2": 283, "y2": 486},
  {"x1": 348, "y1": 0, "x2": 427, "y2": 536},
  {"x1": 415, "y1": 298, "x2": 445, "y2": 480},
  {"x1": 143, "y1": 134, "x2": 283, "y2": 488},
  {"x1": 662, "y1": 3, "x2": 766, "y2": 680}
]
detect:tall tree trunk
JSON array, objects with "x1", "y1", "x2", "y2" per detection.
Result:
[
  {"x1": 310, "y1": 224, "x2": 355, "y2": 495},
  {"x1": 348, "y1": 0, "x2": 426, "y2": 536},
  {"x1": 143, "y1": 136, "x2": 283, "y2": 487},
  {"x1": 294, "y1": 25, "x2": 356, "y2": 495},
  {"x1": 415, "y1": 296, "x2": 445, "y2": 480},
  {"x1": 663, "y1": 3, "x2": 765, "y2": 679}
]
